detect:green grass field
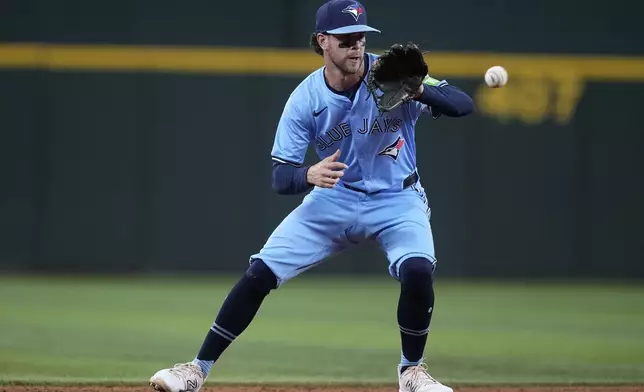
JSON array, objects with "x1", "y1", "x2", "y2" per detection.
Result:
[{"x1": 0, "y1": 275, "x2": 642, "y2": 386}]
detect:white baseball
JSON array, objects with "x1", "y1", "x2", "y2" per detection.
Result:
[{"x1": 485, "y1": 66, "x2": 508, "y2": 88}]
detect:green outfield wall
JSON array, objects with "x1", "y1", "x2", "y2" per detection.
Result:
[{"x1": 0, "y1": 0, "x2": 642, "y2": 278}]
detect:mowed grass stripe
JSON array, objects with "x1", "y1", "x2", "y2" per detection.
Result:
[{"x1": 0, "y1": 276, "x2": 642, "y2": 385}]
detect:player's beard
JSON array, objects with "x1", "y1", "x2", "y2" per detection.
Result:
[{"x1": 331, "y1": 51, "x2": 363, "y2": 76}]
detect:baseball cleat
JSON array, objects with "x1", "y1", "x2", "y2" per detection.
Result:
[
  {"x1": 398, "y1": 363, "x2": 453, "y2": 392},
  {"x1": 149, "y1": 362, "x2": 205, "y2": 392}
]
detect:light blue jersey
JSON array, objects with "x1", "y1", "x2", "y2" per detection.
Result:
[
  {"x1": 252, "y1": 52, "x2": 447, "y2": 286},
  {"x1": 271, "y1": 52, "x2": 444, "y2": 193},
  {"x1": 181, "y1": 1, "x2": 470, "y2": 384}
]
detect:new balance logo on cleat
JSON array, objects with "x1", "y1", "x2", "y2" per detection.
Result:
[{"x1": 149, "y1": 362, "x2": 205, "y2": 392}]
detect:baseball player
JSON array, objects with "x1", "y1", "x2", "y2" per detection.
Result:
[{"x1": 149, "y1": 1, "x2": 473, "y2": 391}]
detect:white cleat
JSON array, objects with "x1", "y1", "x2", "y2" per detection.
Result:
[
  {"x1": 149, "y1": 362, "x2": 206, "y2": 392},
  {"x1": 398, "y1": 363, "x2": 453, "y2": 392}
]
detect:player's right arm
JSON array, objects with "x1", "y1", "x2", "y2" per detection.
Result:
[
  {"x1": 271, "y1": 92, "x2": 347, "y2": 195},
  {"x1": 273, "y1": 149, "x2": 347, "y2": 194}
]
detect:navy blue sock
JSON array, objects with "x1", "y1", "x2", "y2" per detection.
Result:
[
  {"x1": 193, "y1": 259, "x2": 277, "y2": 375},
  {"x1": 397, "y1": 257, "x2": 435, "y2": 373}
]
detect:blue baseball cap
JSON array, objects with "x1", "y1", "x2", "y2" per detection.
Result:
[{"x1": 315, "y1": 0, "x2": 381, "y2": 34}]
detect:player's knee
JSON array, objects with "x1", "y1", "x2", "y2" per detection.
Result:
[
  {"x1": 245, "y1": 258, "x2": 278, "y2": 294},
  {"x1": 399, "y1": 257, "x2": 435, "y2": 292}
]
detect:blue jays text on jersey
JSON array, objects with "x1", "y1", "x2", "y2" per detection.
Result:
[
  {"x1": 271, "y1": 52, "x2": 434, "y2": 194},
  {"x1": 315, "y1": 116, "x2": 404, "y2": 151}
]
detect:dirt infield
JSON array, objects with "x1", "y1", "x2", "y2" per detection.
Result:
[{"x1": 2, "y1": 385, "x2": 642, "y2": 392}]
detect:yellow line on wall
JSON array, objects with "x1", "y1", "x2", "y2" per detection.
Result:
[{"x1": 1, "y1": 43, "x2": 644, "y2": 81}]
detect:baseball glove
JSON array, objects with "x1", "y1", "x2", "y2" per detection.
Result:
[{"x1": 367, "y1": 42, "x2": 428, "y2": 112}]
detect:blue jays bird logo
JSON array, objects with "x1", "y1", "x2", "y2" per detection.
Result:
[
  {"x1": 342, "y1": 4, "x2": 364, "y2": 21},
  {"x1": 378, "y1": 136, "x2": 405, "y2": 161}
]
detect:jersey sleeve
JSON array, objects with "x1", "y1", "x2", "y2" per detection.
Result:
[
  {"x1": 271, "y1": 92, "x2": 312, "y2": 167},
  {"x1": 408, "y1": 75, "x2": 449, "y2": 120}
]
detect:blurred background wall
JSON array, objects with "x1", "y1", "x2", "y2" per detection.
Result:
[{"x1": 1, "y1": 0, "x2": 643, "y2": 278}]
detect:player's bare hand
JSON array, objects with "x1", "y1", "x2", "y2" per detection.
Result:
[{"x1": 307, "y1": 149, "x2": 348, "y2": 188}]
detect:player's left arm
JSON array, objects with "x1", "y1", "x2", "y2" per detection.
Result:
[{"x1": 412, "y1": 75, "x2": 474, "y2": 118}]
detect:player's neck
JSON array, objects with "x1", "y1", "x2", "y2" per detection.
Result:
[{"x1": 323, "y1": 61, "x2": 364, "y2": 92}]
